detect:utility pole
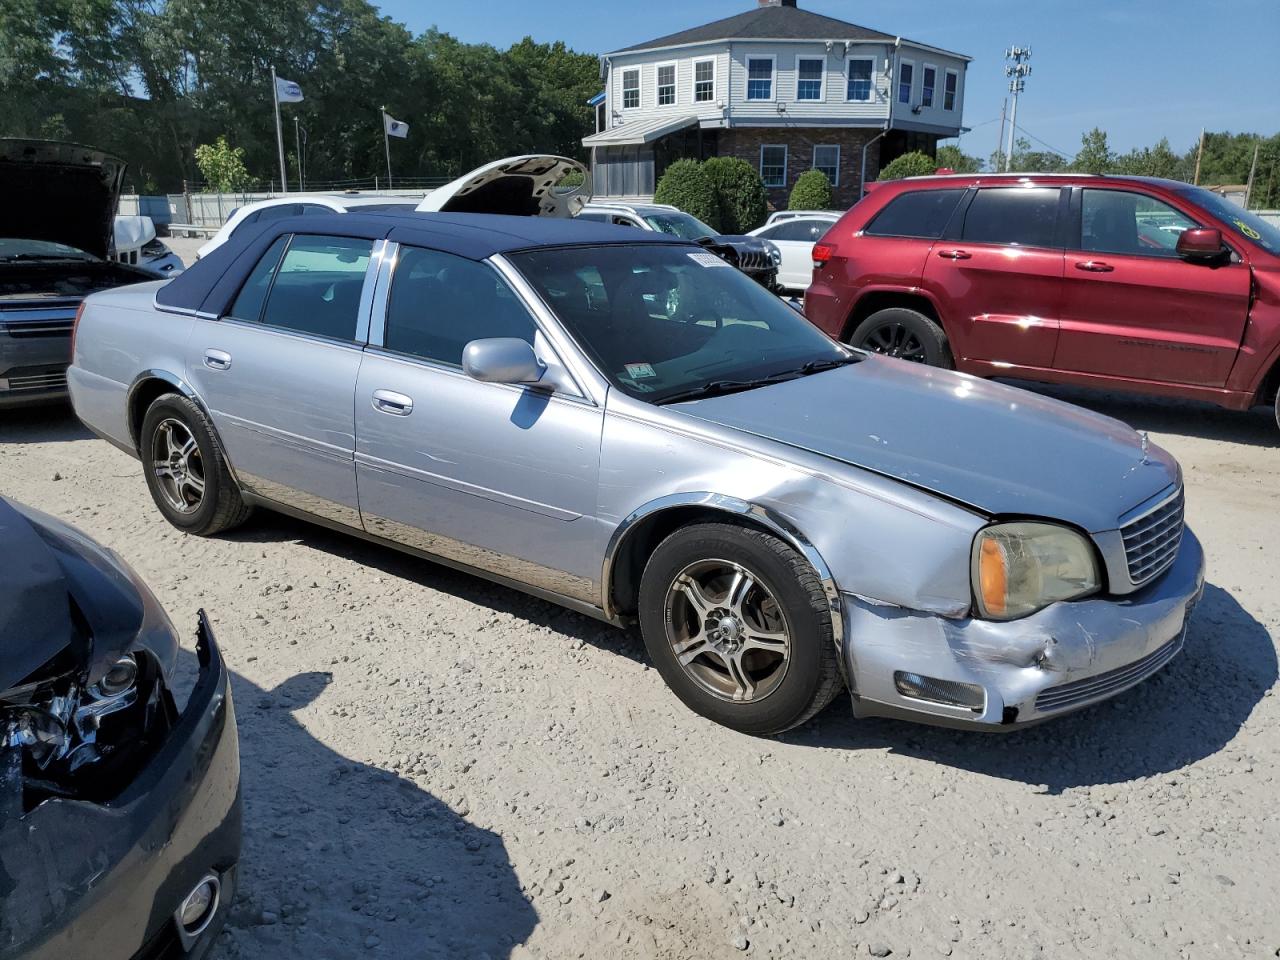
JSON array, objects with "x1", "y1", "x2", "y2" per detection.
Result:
[
  {"x1": 1003, "y1": 46, "x2": 1031, "y2": 173},
  {"x1": 1244, "y1": 141, "x2": 1260, "y2": 208},
  {"x1": 996, "y1": 98, "x2": 1007, "y2": 172},
  {"x1": 1193, "y1": 128, "x2": 1205, "y2": 185}
]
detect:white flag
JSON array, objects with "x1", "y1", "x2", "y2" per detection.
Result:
[
  {"x1": 275, "y1": 76, "x2": 304, "y2": 103},
  {"x1": 384, "y1": 114, "x2": 409, "y2": 139}
]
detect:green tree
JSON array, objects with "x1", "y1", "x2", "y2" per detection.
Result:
[
  {"x1": 788, "y1": 169, "x2": 833, "y2": 210},
  {"x1": 654, "y1": 159, "x2": 720, "y2": 229},
  {"x1": 992, "y1": 138, "x2": 1068, "y2": 173},
  {"x1": 878, "y1": 150, "x2": 937, "y2": 180},
  {"x1": 194, "y1": 136, "x2": 254, "y2": 191},
  {"x1": 1072, "y1": 127, "x2": 1114, "y2": 174},
  {"x1": 702, "y1": 156, "x2": 768, "y2": 233},
  {"x1": 935, "y1": 144, "x2": 980, "y2": 173}
]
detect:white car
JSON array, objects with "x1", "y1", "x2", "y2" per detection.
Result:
[
  {"x1": 196, "y1": 194, "x2": 419, "y2": 259},
  {"x1": 749, "y1": 212, "x2": 841, "y2": 293}
]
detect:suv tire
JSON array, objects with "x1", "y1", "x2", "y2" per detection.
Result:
[{"x1": 849, "y1": 307, "x2": 953, "y2": 367}]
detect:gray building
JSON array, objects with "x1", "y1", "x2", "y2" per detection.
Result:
[{"x1": 583, "y1": 0, "x2": 970, "y2": 206}]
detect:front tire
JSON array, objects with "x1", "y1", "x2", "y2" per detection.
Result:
[
  {"x1": 638, "y1": 522, "x2": 843, "y2": 735},
  {"x1": 848, "y1": 306, "x2": 952, "y2": 367},
  {"x1": 140, "y1": 393, "x2": 252, "y2": 536}
]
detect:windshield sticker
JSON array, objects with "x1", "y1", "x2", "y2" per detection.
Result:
[
  {"x1": 625, "y1": 362, "x2": 657, "y2": 379},
  {"x1": 1234, "y1": 219, "x2": 1262, "y2": 241},
  {"x1": 688, "y1": 251, "x2": 731, "y2": 268}
]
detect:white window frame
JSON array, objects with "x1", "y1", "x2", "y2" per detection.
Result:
[
  {"x1": 655, "y1": 60, "x2": 678, "y2": 107},
  {"x1": 746, "y1": 55, "x2": 776, "y2": 102},
  {"x1": 621, "y1": 67, "x2": 641, "y2": 110},
  {"x1": 845, "y1": 56, "x2": 874, "y2": 102},
  {"x1": 944, "y1": 68, "x2": 959, "y2": 111},
  {"x1": 813, "y1": 144, "x2": 840, "y2": 187},
  {"x1": 897, "y1": 58, "x2": 914, "y2": 105},
  {"x1": 796, "y1": 56, "x2": 825, "y2": 102},
  {"x1": 921, "y1": 63, "x2": 937, "y2": 109},
  {"x1": 760, "y1": 144, "x2": 788, "y2": 188},
  {"x1": 692, "y1": 57, "x2": 716, "y2": 104}
]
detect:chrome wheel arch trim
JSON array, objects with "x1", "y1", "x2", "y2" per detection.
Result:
[
  {"x1": 601, "y1": 491, "x2": 845, "y2": 653},
  {"x1": 125, "y1": 368, "x2": 244, "y2": 488}
]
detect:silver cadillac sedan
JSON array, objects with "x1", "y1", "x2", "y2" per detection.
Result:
[{"x1": 68, "y1": 166, "x2": 1204, "y2": 736}]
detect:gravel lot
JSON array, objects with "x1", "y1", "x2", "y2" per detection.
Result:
[{"x1": 3, "y1": 246, "x2": 1278, "y2": 959}]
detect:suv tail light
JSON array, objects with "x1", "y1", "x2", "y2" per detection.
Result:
[
  {"x1": 70, "y1": 301, "x2": 87, "y2": 360},
  {"x1": 812, "y1": 242, "x2": 837, "y2": 269}
]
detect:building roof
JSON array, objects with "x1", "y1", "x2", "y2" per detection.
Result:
[
  {"x1": 583, "y1": 115, "x2": 700, "y2": 147},
  {"x1": 609, "y1": 2, "x2": 964, "y2": 57}
]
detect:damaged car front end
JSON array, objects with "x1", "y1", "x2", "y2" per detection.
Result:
[{"x1": 0, "y1": 497, "x2": 240, "y2": 960}]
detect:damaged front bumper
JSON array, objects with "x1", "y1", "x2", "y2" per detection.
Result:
[
  {"x1": 0, "y1": 613, "x2": 241, "y2": 960},
  {"x1": 843, "y1": 529, "x2": 1206, "y2": 729}
]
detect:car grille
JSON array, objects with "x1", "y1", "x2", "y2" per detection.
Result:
[
  {"x1": 2, "y1": 369, "x2": 68, "y2": 392},
  {"x1": 1035, "y1": 631, "x2": 1185, "y2": 713},
  {"x1": 0, "y1": 318, "x2": 75, "y2": 338},
  {"x1": 1121, "y1": 487, "x2": 1185, "y2": 586}
]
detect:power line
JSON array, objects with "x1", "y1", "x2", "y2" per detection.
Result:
[{"x1": 1010, "y1": 124, "x2": 1074, "y2": 161}]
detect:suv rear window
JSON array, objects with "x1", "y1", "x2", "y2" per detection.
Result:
[
  {"x1": 864, "y1": 189, "x2": 965, "y2": 239},
  {"x1": 961, "y1": 187, "x2": 1062, "y2": 248}
]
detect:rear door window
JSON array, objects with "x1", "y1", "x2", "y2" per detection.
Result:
[
  {"x1": 256, "y1": 235, "x2": 373, "y2": 341},
  {"x1": 227, "y1": 235, "x2": 288, "y2": 322},
  {"x1": 865, "y1": 189, "x2": 966, "y2": 239},
  {"x1": 961, "y1": 187, "x2": 1062, "y2": 248}
]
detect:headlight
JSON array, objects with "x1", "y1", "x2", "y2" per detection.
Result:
[
  {"x1": 971, "y1": 522, "x2": 1100, "y2": 620},
  {"x1": 765, "y1": 241, "x2": 782, "y2": 266}
]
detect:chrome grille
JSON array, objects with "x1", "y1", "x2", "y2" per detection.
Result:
[
  {"x1": 1035, "y1": 632, "x2": 1184, "y2": 713},
  {"x1": 1121, "y1": 487, "x2": 1184, "y2": 586}
]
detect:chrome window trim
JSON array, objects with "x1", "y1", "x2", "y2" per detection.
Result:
[{"x1": 215, "y1": 315, "x2": 367, "y2": 352}]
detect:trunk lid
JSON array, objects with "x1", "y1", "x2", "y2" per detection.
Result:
[{"x1": 416, "y1": 155, "x2": 590, "y2": 219}]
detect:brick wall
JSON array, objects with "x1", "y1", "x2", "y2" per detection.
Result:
[{"x1": 718, "y1": 127, "x2": 884, "y2": 209}]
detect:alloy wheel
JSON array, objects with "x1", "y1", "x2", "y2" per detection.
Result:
[
  {"x1": 861, "y1": 321, "x2": 927, "y2": 362},
  {"x1": 151, "y1": 419, "x2": 206, "y2": 514},
  {"x1": 664, "y1": 559, "x2": 791, "y2": 703}
]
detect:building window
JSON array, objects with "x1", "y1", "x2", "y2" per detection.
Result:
[
  {"x1": 797, "y1": 57, "x2": 824, "y2": 101},
  {"x1": 922, "y1": 65, "x2": 936, "y2": 108},
  {"x1": 656, "y1": 62, "x2": 676, "y2": 106},
  {"x1": 813, "y1": 145, "x2": 840, "y2": 186},
  {"x1": 944, "y1": 69, "x2": 958, "y2": 110},
  {"x1": 897, "y1": 60, "x2": 914, "y2": 104},
  {"x1": 693, "y1": 58, "x2": 715, "y2": 103},
  {"x1": 846, "y1": 57, "x2": 873, "y2": 102},
  {"x1": 622, "y1": 68, "x2": 640, "y2": 109},
  {"x1": 747, "y1": 56, "x2": 775, "y2": 101},
  {"x1": 760, "y1": 144, "x2": 787, "y2": 187}
]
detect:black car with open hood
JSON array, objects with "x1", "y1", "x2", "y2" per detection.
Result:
[{"x1": 0, "y1": 139, "x2": 152, "y2": 408}]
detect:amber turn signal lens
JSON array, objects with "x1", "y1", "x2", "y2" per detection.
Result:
[{"x1": 978, "y1": 536, "x2": 1008, "y2": 617}]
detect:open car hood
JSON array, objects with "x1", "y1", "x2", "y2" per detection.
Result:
[
  {"x1": 0, "y1": 139, "x2": 125, "y2": 259},
  {"x1": 416, "y1": 155, "x2": 590, "y2": 218},
  {"x1": 113, "y1": 215, "x2": 157, "y2": 254}
]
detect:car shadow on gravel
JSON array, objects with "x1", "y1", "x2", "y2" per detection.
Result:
[
  {"x1": 212, "y1": 660, "x2": 538, "y2": 959},
  {"x1": 0, "y1": 403, "x2": 91, "y2": 445},
  {"x1": 1006, "y1": 380, "x2": 1278, "y2": 448},
  {"x1": 221, "y1": 510, "x2": 646, "y2": 664},
  {"x1": 789, "y1": 584, "x2": 1276, "y2": 793}
]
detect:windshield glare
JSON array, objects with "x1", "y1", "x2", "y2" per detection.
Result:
[
  {"x1": 642, "y1": 212, "x2": 717, "y2": 241},
  {"x1": 0, "y1": 238, "x2": 96, "y2": 261},
  {"x1": 512, "y1": 244, "x2": 848, "y2": 403},
  {"x1": 1178, "y1": 186, "x2": 1280, "y2": 256}
]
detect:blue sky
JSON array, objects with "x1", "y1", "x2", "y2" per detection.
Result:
[{"x1": 376, "y1": 0, "x2": 1280, "y2": 160}]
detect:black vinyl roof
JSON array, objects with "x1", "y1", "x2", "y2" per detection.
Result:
[{"x1": 614, "y1": 4, "x2": 897, "y2": 53}]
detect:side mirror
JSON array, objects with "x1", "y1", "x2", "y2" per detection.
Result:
[
  {"x1": 462, "y1": 338, "x2": 547, "y2": 386},
  {"x1": 1176, "y1": 227, "x2": 1225, "y2": 261}
]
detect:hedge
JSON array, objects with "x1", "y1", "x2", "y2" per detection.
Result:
[
  {"x1": 702, "y1": 156, "x2": 769, "y2": 234},
  {"x1": 788, "y1": 169, "x2": 833, "y2": 210},
  {"x1": 877, "y1": 150, "x2": 938, "y2": 181},
  {"x1": 654, "y1": 159, "x2": 721, "y2": 229}
]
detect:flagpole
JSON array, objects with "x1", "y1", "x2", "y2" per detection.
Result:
[
  {"x1": 381, "y1": 106, "x2": 393, "y2": 190},
  {"x1": 272, "y1": 66, "x2": 288, "y2": 193}
]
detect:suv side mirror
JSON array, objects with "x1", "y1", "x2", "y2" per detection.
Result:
[
  {"x1": 1176, "y1": 227, "x2": 1225, "y2": 261},
  {"x1": 462, "y1": 338, "x2": 547, "y2": 386}
]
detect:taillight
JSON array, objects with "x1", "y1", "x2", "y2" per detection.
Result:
[
  {"x1": 812, "y1": 242, "x2": 837, "y2": 269},
  {"x1": 70, "y1": 301, "x2": 87, "y2": 360}
]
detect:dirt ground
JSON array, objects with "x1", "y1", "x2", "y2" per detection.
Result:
[{"x1": 3, "y1": 253, "x2": 1279, "y2": 957}]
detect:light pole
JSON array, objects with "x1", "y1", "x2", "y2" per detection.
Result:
[{"x1": 1003, "y1": 46, "x2": 1031, "y2": 172}]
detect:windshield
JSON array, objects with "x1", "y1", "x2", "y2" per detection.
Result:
[
  {"x1": 0, "y1": 238, "x2": 97, "y2": 262},
  {"x1": 511, "y1": 244, "x2": 850, "y2": 403},
  {"x1": 1176, "y1": 186, "x2": 1280, "y2": 256},
  {"x1": 642, "y1": 212, "x2": 717, "y2": 241}
]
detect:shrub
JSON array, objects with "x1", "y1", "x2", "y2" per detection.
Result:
[
  {"x1": 654, "y1": 159, "x2": 720, "y2": 229},
  {"x1": 788, "y1": 169, "x2": 833, "y2": 210},
  {"x1": 702, "y1": 156, "x2": 769, "y2": 234},
  {"x1": 194, "y1": 136, "x2": 255, "y2": 192},
  {"x1": 877, "y1": 150, "x2": 938, "y2": 181}
]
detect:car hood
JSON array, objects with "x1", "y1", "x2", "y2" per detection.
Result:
[
  {"x1": 416, "y1": 155, "x2": 590, "y2": 218},
  {"x1": 675, "y1": 357, "x2": 1179, "y2": 533},
  {"x1": 0, "y1": 139, "x2": 126, "y2": 259},
  {"x1": 113, "y1": 214, "x2": 157, "y2": 253}
]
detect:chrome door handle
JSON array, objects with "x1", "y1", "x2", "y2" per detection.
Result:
[
  {"x1": 936, "y1": 249, "x2": 972, "y2": 260},
  {"x1": 371, "y1": 389, "x2": 413, "y2": 416},
  {"x1": 1075, "y1": 260, "x2": 1114, "y2": 272},
  {"x1": 203, "y1": 349, "x2": 232, "y2": 371}
]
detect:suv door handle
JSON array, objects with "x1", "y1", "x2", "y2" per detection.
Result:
[
  {"x1": 936, "y1": 249, "x2": 972, "y2": 260},
  {"x1": 203, "y1": 349, "x2": 232, "y2": 371},
  {"x1": 371, "y1": 389, "x2": 413, "y2": 416},
  {"x1": 1075, "y1": 260, "x2": 1115, "y2": 272}
]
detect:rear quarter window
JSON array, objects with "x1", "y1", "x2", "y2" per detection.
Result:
[{"x1": 864, "y1": 189, "x2": 966, "y2": 239}]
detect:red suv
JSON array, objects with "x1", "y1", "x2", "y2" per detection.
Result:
[{"x1": 805, "y1": 174, "x2": 1280, "y2": 428}]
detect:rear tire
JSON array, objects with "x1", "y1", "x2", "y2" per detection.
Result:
[
  {"x1": 140, "y1": 393, "x2": 252, "y2": 536},
  {"x1": 849, "y1": 307, "x2": 953, "y2": 368}
]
